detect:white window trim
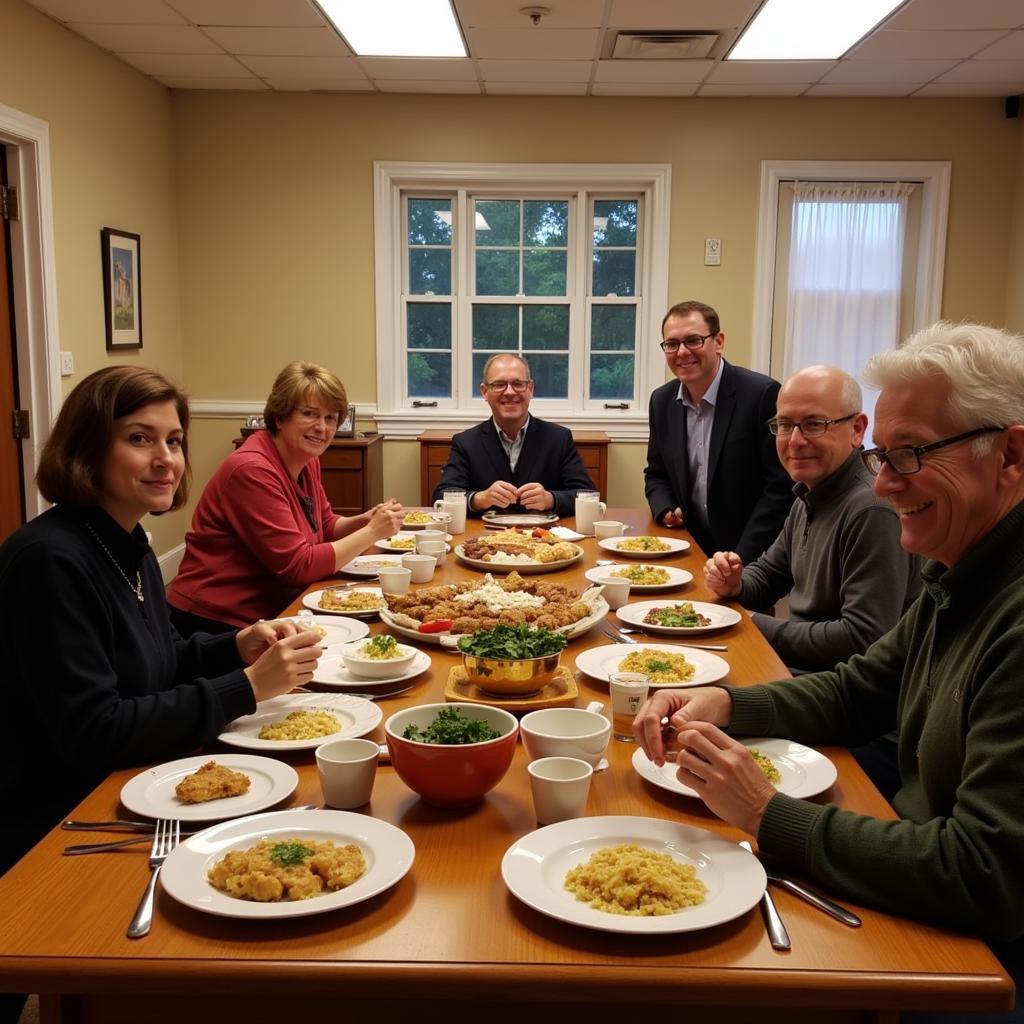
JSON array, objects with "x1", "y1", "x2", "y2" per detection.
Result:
[
  {"x1": 373, "y1": 161, "x2": 671, "y2": 441},
  {"x1": 750, "y1": 159, "x2": 951, "y2": 374}
]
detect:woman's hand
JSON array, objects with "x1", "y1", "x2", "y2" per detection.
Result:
[
  {"x1": 632, "y1": 686, "x2": 734, "y2": 765},
  {"x1": 243, "y1": 630, "x2": 323, "y2": 702},
  {"x1": 235, "y1": 618, "x2": 301, "y2": 665},
  {"x1": 366, "y1": 500, "x2": 405, "y2": 541}
]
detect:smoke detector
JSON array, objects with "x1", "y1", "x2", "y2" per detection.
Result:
[{"x1": 521, "y1": 6, "x2": 550, "y2": 27}]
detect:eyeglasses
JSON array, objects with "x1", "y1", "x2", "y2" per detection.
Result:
[
  {"x1": 660, "y1": 333, "x2": 714, "y2": 354},
  {"x1": 295, "y1": 407, "x2": 339, "y2": 427},
  {"x1": 861, "y1": 426, "x2": 1005, "y2": 476},
  {"x1": 483, "y1": 379, "x2": 532, "y2": 394},
  {"x1": 767, "y1": 413, "x2": 857, "y2": 437}
]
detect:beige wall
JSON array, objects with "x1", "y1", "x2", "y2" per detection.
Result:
[
  {"x1": 1, "y1": 0, "x2": 185, "y2": 550},
  {"x1": 1005, "y1": 117, "x2": 1024, "y2": 334}
]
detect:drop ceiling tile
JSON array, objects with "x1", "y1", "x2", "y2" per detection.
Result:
[
  {"x1": 707, "y1": 60, "x2": 834, "y2": 84},
  {"x1": 167, "y1": 0, "x2": 325, "y2": 27},
  {"x1": 162, "y1": 75, "x2": 269, "y2": 90},
  {"x1": 974, "y1": 31, "x2": 1024, "y2": 59},
  {"x1": 466, "y1": 27, "x2": 600, "y2": 59},
  {"x1": 591, "y1": 82, "x2": 700, "y2": 96},
  {"x1": 807, "y1": 82, "x2": 917, "y2": 96},
  {"x1": 237, "y1": 54, "x2": 369, "y2": 79},
  {"x1": 849, "y1": 29, "x2": 1005, "y2": 60},
  {"x1": 913, "y1": 82, "x2": 1014, "y2": 96},
  {"x1": 485, "y1": 81, "x2": 588, "y2": 94},
  {"x1": 821, "y1": 58, "x2": 959, "y2": 84},
  {"x1": 594, "y1": 58, "x2": 712, "y2": 83},
  {"x1": 201, "y1": 26, "x2": 352, "y2": 56},
  {"x1": 67, "y1": 23, "x2": 221, "y2": 53},
  {"x1": 607, "y1": 0, "x2": 755, "y2": 31},
  {"x1": 25, "y1": 0, "x2": 185, "y2": 23},
  {"x1": 261, "y1": 76, "x2": 376, "y2": 91},
  {"x1": 698, "y1": 82, "x2": 808, "y2": 96},
  {"x1": 454, "y1": 0, "x2": 605, "y2": 29},
  {"x1": 360, "y1": 57, "x2": 479, "y2": 80},
  {"x1": 937, "y1": 59, "x2": 1024, "y2": 84},
  {"x1": 478, "y1": 59, "x2": 593, "y2": 82},
  {"x1": 375, "y1": 79, "x2": 481, "y2": 93},
  {"x1": 886, "y1": 0, "x2": 1024, "y2": 31},
  {"x1": 117, "y1": 52, "x2": 250, "y2": 76}
]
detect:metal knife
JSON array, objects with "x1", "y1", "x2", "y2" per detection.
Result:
[
  {"x1": 766, "y1": 871, "x2": 862, "y2": 927},
  {"x1": 741, "y1": 841, "x2": 790, "y2": 950}
]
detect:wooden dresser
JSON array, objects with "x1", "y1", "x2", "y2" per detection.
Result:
[
  {"x1": 233, "y1": 432, "x2": 383, "y2": 515},
  {"x1": 417, "y1": 429, "x2": 608, "y2": 505}
]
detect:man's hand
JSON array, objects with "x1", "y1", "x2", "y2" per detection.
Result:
[
  {"x1": 477, "y1": 480, "x2": 519, "y2": 509},
  {"x1": 661, "y1": 507, "x2": 685, "y2": 528},
  {"x1": 704, "y1": 551, "x2": 744, "y2": 599},
  {"x1": 632, "y1": 686, "x2": 733, "y2": 765},
  {"x1": 516, "y1": 482, "x2": 553, "y2": 511}
]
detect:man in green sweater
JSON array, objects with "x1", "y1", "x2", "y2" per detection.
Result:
[{"x1": 635, "y1": 322, "x2": 1024, "y2": 954}]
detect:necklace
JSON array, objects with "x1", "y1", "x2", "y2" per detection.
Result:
[{"x1": 85, "y1": 522, "x2": 145, "y2": 603}]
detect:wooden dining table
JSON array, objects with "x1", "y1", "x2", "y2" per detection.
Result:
[{"x1": 0, "y1": 509, "x2": 1012, "y2": 1024}]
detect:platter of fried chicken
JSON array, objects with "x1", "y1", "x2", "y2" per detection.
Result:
[{"x1": 455, "y1": 528, "x2": 583, "y2": 574}]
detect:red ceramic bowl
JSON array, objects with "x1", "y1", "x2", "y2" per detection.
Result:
[{"x1": 384, "y1": 702, "x2": 519, "y2": 808}]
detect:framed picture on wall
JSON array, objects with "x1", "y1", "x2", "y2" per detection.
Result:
[
  {"x1": 101, "y1": 227, "x2": 142, "y2": 350},
  {"x1": 335, "y1": 405, "x2": 356, "y2": 437}
]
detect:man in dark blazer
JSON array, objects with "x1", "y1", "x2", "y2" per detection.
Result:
[
  {"x1": 644, "y1": 300, "x2": 793, "y2": 563},
  {"x1": 432, "y1": 353, "x2": 595, "y2": 518}
]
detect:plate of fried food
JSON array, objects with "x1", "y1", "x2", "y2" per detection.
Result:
[
  {"x1": 632, "y1": 738, "x2": 838, "y2": 800},
  {"x1": 120, "y1": 754, "x2": 299, "y2": 822},
  {"x1": 574, "y1": 643, "x2": 729, "y2": 688},
  {"x1": 338, "y1": 554, "x2": 404, "y2": 577},
  {"x1": 218, "y1": 693, "x2": 382, "y2": 752},
  {"x1": 160, "y1": 809, "x2": 415, "y2": 920},
  {"x1": 616, "y1": 600, "x2": 742, "y2": 635},
  {"x1": 304, "y1": 588, "x2": 386, "y2": 620},
  {"x1": 597, "y1": 535, "x2": 690, "y2": 558},
  {"x1": 584, "y1": 563, "x2": 693, "y2": 592},
  {"x1": 379, "y1": 571, "x2": 607, "y2": 645},
  {"x1": 456, "y1": 529, "x2": 583, "y2": 574}
]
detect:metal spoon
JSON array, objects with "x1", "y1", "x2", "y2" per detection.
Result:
[{"x1": 741, "y1": 840, "x2": 790, "y2": 950}]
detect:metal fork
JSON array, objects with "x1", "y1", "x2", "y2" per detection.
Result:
[{"x1": 127, "y1": 818, "x2": 180, "y2": 939}]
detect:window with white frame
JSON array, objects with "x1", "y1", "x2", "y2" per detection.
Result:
[{"x1": 374, "y1": 163, "x2": 671, "y2": 439}]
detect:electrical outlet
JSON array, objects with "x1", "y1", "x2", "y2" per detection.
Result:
[{"x1": 60, "y1": 351, "x2": 74, "y2": 376}]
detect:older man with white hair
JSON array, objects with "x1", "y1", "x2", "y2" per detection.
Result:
[{"x1": 635, "y1": 322, "x2": 1024, "y2": 974}]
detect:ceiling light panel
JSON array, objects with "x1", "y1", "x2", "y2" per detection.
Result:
[{"x1": 316, "y1": 0, "x2": 466, "y2": 57}]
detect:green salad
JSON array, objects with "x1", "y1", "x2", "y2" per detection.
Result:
[
  {"x1": 457, "y1": 623, "x2": 567, "y2": 660},
  {"x1": 402, "y1": 706, "x2": 501, "y2": 745}
]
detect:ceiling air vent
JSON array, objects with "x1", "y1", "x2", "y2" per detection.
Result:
[{"x1": 611, "y1": 31, "x2": 718, "y2": 60}]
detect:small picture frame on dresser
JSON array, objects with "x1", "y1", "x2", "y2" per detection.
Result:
[{"x1": 335, "y1": 405, "x2": 356, "y2": 437}]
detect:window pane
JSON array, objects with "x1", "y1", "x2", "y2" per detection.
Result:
[
  {"x1": 408, "y1": 351, "x2": 451, "y2": 398},
  {"x1": 524, "y1": 250, "x2": 567, "y2": 296},
  {"x1": 473, "y1": 304, "x2": 518, "y2": 349},
  {"x1": 592, "y1": 250, "x2": 635, "y2": 296},
  {"x1": 476, "y1": 200, "x2": 519, "y2": 246},
  {"x1": 524, "y1": 201, "x2": 568, "y2": 247},
  {"x1": 476, "y1": 250, "x2": 519, "y2": 295},
  {"x1": 589, "y1": 353, "x2": 635, "y2": 400},
  {"x1": 593, "y1": 200, "x2": 637, "y2": 247},
  {"x1": 591, "y1": 305, "x2": 636, "y2": 351},
  {"x1": 408, "y1": 198, "x2": 452, "y2": 245},
  {"x1": 523, "y1": 305, "x2": 569, "y2": 351},
  {"x1": 408, "y1": 303, "x2": 452, "y2": 349},
  {"x1": 409, "y1": 249, "x2": 451, "y2": 295},
  {"x1": 529, "y1": 353, "x2": 568, "y2": 399}
]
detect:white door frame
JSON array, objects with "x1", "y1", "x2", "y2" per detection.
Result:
[
  {"x1": 750, "y1": 159, "x2": 951, "y2": 374},
  {"x1": 0, "y1": 102, "x2": 61, "y2": 519}
]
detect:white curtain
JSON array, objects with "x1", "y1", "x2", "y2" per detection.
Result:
[{"x1": 784, "y1": 181, "x2": 915, "y2": 438}]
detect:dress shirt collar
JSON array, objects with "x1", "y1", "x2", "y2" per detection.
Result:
[{"x1": 676, "y1": 357, "x2": 725, "y2": 411}]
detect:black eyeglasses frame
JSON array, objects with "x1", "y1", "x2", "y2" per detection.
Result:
[{"x1": 861, "y1": 426, "x2": 1006, "y2": 476}]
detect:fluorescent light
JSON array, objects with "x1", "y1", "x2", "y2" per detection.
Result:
[
  {"x1": 317, "y1": 0, "x2": 466, "y2": 58},
  {"x1": 729, "y1": 0, "x2": 903, "y2": 60}
]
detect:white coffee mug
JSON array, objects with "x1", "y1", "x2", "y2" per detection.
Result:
[
  {"x1": 528, "y1": 756, "x2": 593, "y2": 825},
  {"x1": 402, "y1": 553, "x2": 436, "y2": 583},
  {"x1": 417, "y1": 540, "x2": 446, "y2": 566},
  {"x1": 377, "y1": 566, "x2": 412, "y2": 595},
  {"x1": 316, "y1": 737, "x2": 379, "y2": 809},
  {"x1": 594, "y1": 576, "x2": 631, "y2": 611},
  {"x1": 417, "y1": 529, "x2": 446, "y2": 546},
  {"x1": 434, "y1": 489, "x2": 467, "y2": 534},
  {"x1": 575, "y1": 491, "x2": 607, "y2": 536},
  {"x1": 593, "y1": 520, "x2": 628, "y2": 539}
]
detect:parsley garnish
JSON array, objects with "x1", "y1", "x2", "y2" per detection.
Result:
[
  {"x1": 269, "y1": 841, "x2": 314, "y2": 867},
  {"x1": 402, "y1": 706, "x2": 501, "y2": 745}
]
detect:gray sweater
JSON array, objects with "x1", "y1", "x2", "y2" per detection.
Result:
[{"x1": 737, "y1": 451, "x2": 921, "y2": 672}]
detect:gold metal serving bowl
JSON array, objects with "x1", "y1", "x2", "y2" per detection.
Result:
[{"x1": 462, "y1": 651, "x2": 562, "y2": 696}]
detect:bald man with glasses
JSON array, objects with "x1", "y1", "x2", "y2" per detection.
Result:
[{"x1": 431, "y1": 353, "x2": 595, "y2": 517}]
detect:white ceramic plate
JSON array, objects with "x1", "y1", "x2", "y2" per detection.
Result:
[
  {"x1": 597, "y1": 536, "x2": 690, "y2": 559},
  {"x1": 120, "y1": 754, "x2": 299, "y2": 823},
  {"x1": 311, "y1": 647, "x2": 431, "y2": 689},
  {"x1": 160, "y1": 809, "x2": 415, "y2": 920},
  {"x1": 482, "y1": 511, "x2": 559, "y2": 528},
  {"x1": 616, "y1": 600, "x2": 742, "y2": 636},
  {"x1": 301, "y1": 591, "x2": 384, "y2": 621},
  {"x1": 380, "y1": 594, "x2": 609, "y2": 647},
  {"x1": 633, "y1": 738, "x2": 838, "y2": 800},
  {"x1": 501, "y1": 815, "x2": 765, "y2": 935},
  {"x1": 584, "y1": 563, "x2": 694, "y2": 592},
  {"x1": 375, "y1": 533, "x2": 451, "y2": 553},
  {"x1": 338, "y1": 554, "x2": 405, "y2": 577},
  {"x1": 218, "y1": 693, "x2": 382, "y2": 751},
  {"x1": 454, "y1": 543, "x2": 583, "y2": 575},
  {"x1": 401, "y1": 511, "x2": 448, "y2": 530},
  {"x1": 573, "y1": 643, "x2": 729, "y2": 688}
]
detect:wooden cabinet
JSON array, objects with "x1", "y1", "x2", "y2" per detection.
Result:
[
  {"x1": 417, "y1": 429, "x2": 608, "y2": 505},
  {"x1": 234, "y1": 432, "x2": 383, "y2": 515}
]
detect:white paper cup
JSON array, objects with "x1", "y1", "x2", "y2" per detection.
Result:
[
  {"x1": 417, "y1": 529, "x2": 446, "y2": 545},
  {"x1": 608, "y1": 672, "x2": 650, "y2": 742},
  {"x1": 574, "y1": 491, "x2": 607, "y2": 536},
  {"x1": 316, "y1": 737, "x2": 379, "y2": 809},
  {"x1": 528, "y1": 756, "x2": 593, "y2": 824},
  {"x1": 401, "y1": 553, "x2": 436, "y2": 583},
  {"x1": 519, "y1": 707, "x2": 611, "y2": 768},
  {"x1": 594, "y1": 575, "x2": 631, "y2": 611},
  {"x1": 593, "y1": 520, "x2": 627, "y2": 539},
  {"x1": 377, "y1": 566, "x2": 412, "y2": 595},
  {"x1": 417, "y1": 540, "x2": 446, "y2": 566}
]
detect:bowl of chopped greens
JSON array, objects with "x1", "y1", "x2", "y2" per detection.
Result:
[
  {"x1": 384, "y1": 702, "x2": 519, "y2": 807},
  {"x1": 339, "y1": 635, "x2": 418, "y2": 678},
  {"x1": 457, "y1": 624, "x2": 568, "y2": 696}
]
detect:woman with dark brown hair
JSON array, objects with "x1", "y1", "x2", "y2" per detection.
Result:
[
  {"x1": 169, "y1": 361, "x2": 404, "y2": 634},
  {"x1": 0, "y1": 365, "x2": 322, "y2": 878}
]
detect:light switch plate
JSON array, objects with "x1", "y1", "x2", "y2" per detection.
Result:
[
  {"x1": 60, "y1": 351, "x2": 74, "y2": 376},
  {"x1": 704, "y1": 238, "x2": 721, "y2": 266}
]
